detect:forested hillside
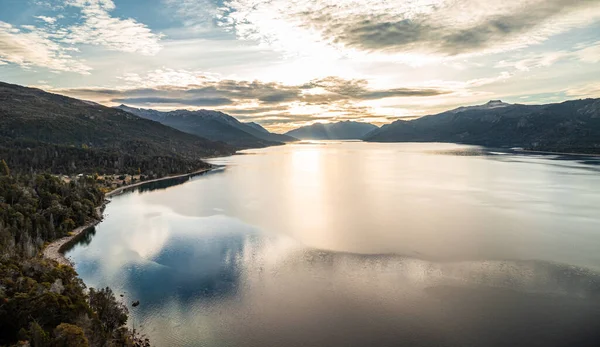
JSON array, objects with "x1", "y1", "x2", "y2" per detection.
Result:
[
  {"x1": 0, "y1": 139, "x2": 212, "y2": 177},
  {"x1": 0, "y1": 82, "x2": 235, "y2": 176},
  {"x1": 0, "y1": 172, "x2": 143, "y2": 346}
]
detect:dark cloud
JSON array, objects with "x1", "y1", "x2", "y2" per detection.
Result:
[
  {"x1": 305, "y1": 77, "x2": 448, "y2": 102},
  {"x1": 201, "y1": 80, "x2": 302, "y2": 103},
  {"x1": 258, "y1": 92, "x2": 300, "y2": 103},
  {"x1": 246, "y1": 114, "x2": 335, "y2": 126},
  {"x1": 300, "y1": 0, "x2": 597, "y2": 55},
  {"x1": 225, "y1": 105, "x2": 290, "y2": 115},
  {"x1": 330, "y1": 18, "x2": 429, "y2": 51},
  {"x1": 61, "y1": 87, "x2": 124, "y2": 96},
  {"x1": 360, "y1": 88, "x2": 446, "y2": 99},
  {"x1": 112, "y1": 97, "x2": 234, "y2": 106},
  {"x1": 55, "y1": 76, "x2": 450, "y2": 129},
  {"x1": 60, "y1": 76, "x2": 448, "y2": 107}
]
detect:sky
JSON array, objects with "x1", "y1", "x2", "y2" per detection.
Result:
[{"x1": 1, "y1": 0, "x2": 600, "y2": 132}]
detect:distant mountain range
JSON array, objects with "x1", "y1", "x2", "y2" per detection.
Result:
[
  {"x1": 117, "y1": 105, "x2": 296, "y2": 149},
  {"x1": 285, "y1": 121, "x2": 378, "y2": 140},
  {"x1": 3, "y1": 79, "x2": 599, "y2": 178},
  {"x1": 0, "y1": 82, "x2": 234, "y2": 175},
  {"x1": 365, "y1": 99, "x2": 600, "y2": 154}
]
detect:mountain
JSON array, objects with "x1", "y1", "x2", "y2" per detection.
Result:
[
  {"x1": 364, "y1": 99, "x2": 600, "y2": 154},
  {"x1": 285, "y1": 121, "x2": 378, "y2": 140},
  {"x1": 117, "y1": 106, "x2": 296, "y2": 148},
  {"x1": 0, "y1": 81, "x2": 235, "y2": 175},
  {"x1": 241, "y1": 123, "x2": 296, "y2": 143},
  {"x1": 245, "y1": 122, "x2": 269, "y2": 133}
]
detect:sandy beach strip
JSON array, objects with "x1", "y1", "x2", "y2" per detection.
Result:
[{"x1": 43, "y1": 167, "x2": 213, "y2": 266}]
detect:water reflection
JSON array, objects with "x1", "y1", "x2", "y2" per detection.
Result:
[
  {"x1": 72, "y1": 226, "x2": 97, "y2": 247},
  {"x1": 114, "y1": 169, "x2": 221, "y2": 196},
  {"x1": 66, "y1": 142, "x2": 600, "y2": 346}
]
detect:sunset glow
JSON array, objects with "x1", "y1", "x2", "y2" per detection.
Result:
[{"x1": 2, "y1": 0, "x2": 599, "y2": 131}]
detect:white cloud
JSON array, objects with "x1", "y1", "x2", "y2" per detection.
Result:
[
  {"x1": 117, "y1": 68, "x2": 221, "y2": 87},
  {"x1": 35, "y1": 16, "x2": 57, "y2": 24},
  {"x1": 0, "y1": 0, "x2": 163, "y2": 73},
  {"x1": 565, "y1": 82, "x2": 600, "y2": 98},
  {"x1": 575, "y1": 41, "x2": 600, "y2": 64},
  {"x1": 466, "y1": 72, "x2": 513, "y2": 87},
  {"x1": 0, "y1": 21, "x2": 92, "y2": 74},
  {"x1": 217, "y1": 0, "x2": 600, "y2": 60},
  {"x1": 496, "y1": 41, "x2": 600, "y2": 71},
  {"x1": 163, "y1": 0, "x2": 217, "y2": 28},
  {"x1": 62, "y1": 0, "x2": 163, "y2": 55},
  {"x1": 64, "y1": 0, "x2": 115, "y2": 10},
  {"x1": 496, "y1": 52, "x2": 570, "y2": 72}
]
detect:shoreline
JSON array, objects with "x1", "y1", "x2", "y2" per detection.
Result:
[
  {"x1": 105, "y1": 167, "x2": 212, "y2": 198},
  {"x1": 42, "y1": 167, "x2": 213, "y2": 266},
  {"x1": 42, "y1": 205, "x2": 105, "y2": 266},
  {"x1": 516, "y1": 149, "x2": 600, "y2": 157}
]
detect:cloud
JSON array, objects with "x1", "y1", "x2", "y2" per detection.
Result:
[
  {"x1": 52, "y1": 70, "x2": 452, "y2": 129},
  {"x1": 496, "y1": 52, "x2": 570, "y2": 72},
  {"x1": 0, "y1": 21, "x2": 92, "y2": 73},
  {"x1": 575, "y1": 41, "x2": 600, "y2": 64},
  {"x1": 162, "y1": 0, "x2": 217, "y2": 28},
  {"x1": 496, "y1": 41, "x2": 600, "y2": 71},
  {"x1": 117, "y1": 69, "x2": 219, "y2": 87},
  {"x1": 62, "y1": 0, "x2": 163, "y2": 55},
  {"x1": 306, "y1": 77, "x2": 448, "y2": 100},
  {"x1": 218, "y1": 0, "x2": 600, "y2": 58},
  {"x1": 465, "y1": 72, "x2": 513, "y2": 88},
  {"x1": 35, "y1": 16, "x2": 57, "y2": 24},
  {"x1": 565, "y1": 82, "x2": 600, "y2": 98},
  {"x1": 223, "y1": 105, "x2": 290, "y2": 115},
  {"x1": 244, "y1": 114, "x2": 337, "y2": 126},
  {"x1": 57, "y1": 71, "x2": 450, "y2": 107},
  {"x1": 0, "y1": 0, "x2": 162, "y2": 73},
  {"x1": 112, "y1": 96, "x2": 234, "y2": 106}
]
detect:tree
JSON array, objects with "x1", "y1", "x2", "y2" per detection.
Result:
[
  {"x1": 0, "y1": 174, "x2": 140, "y2": 346},
  {"x1": 88, "y1": 287, "x2": 128, "y2": 333},
  {"x1": 29, "y1": 321, "x2": 50, "y2": 347},
  {"x1": 0, "y1": 159, "x2": 9, "y2": 176},
  {"x1": 53, "y1": 323, "x2": 89, "y2": 347}
]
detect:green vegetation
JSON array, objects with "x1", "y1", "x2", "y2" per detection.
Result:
[
  {"x1": 0, "y1": 174, "x2": 103, "y2": 257},
  {"x1": 1, "y1": 160, "x2": 9, "y2": 177},
  {"x1": 1, "y1": 139, "x2": 212, "y2": 177},
  {"x1": 0, "y1": 80, "x2": 247, "y2": 346},
  {"x1": 0, "y1": 174, "x2": 141, "y2": 346},
  {"x1": 0, "y1": 81, "x2": 234, "y2": 176}
]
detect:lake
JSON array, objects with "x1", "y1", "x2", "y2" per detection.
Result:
[{"x1": 66, "y1": 142, "x2": 600, "y2": 347}]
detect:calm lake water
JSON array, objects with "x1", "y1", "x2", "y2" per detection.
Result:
[{"x1": 66, "y1": 142, "x2": 600, "y2": 347}]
